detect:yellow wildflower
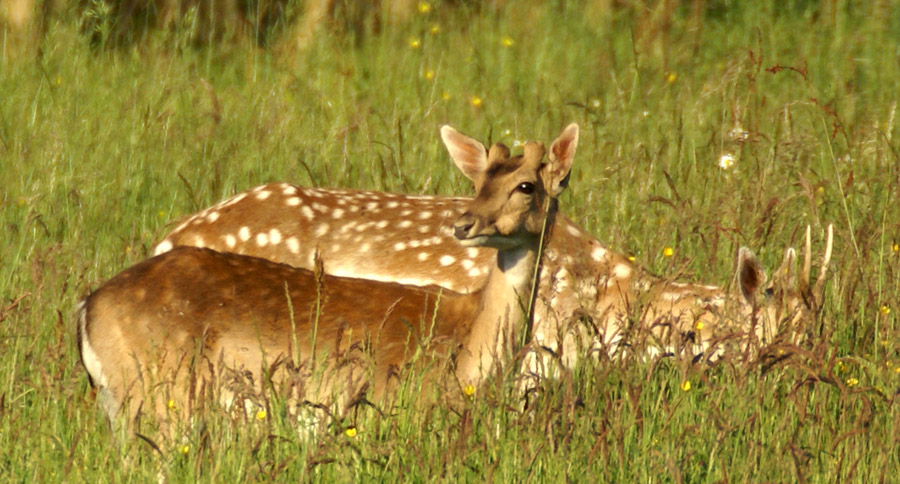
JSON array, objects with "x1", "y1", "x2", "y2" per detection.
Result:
[
  {"x1": 408, "y1": 37, "x2": 421, "y2": 49},
  {"x1": 422, "y1": 69, "x2": 435, "y2": 81},
  {"x1": 430, "y1": 24, "x2": 441, "y2": 35},
  {"x1": 345, "y1": 427, "x2": 357, "y2": 438},
  {"x1": 470, "y1": 96, "x2": 483, "y2": 108},
  {"x1": 501, "y1": 36, "x2": 514, "y2": 47},
  {"x1": 627, "y1": 254, "x2": 636, "y2": 262},
  {"x1": 256, "y1": 409, "x2": 267, "y2": 421},
  {"x1": 845, "y1": 377, "x2": 859, "y2": 387},
  {"x1": 663, "y1": 247, "x2": 674, "y2": 257},
  {"x1": 680, "y1": 380, "x2": 691, "y2": 392},
  {"x1": 665, "y1": 72, "x2": 677, "y2": 84},
  {"x1": 179, "y1": 444, "x2": 190, "y2": 455},
  {"x1": 418, "y1": 1, "x2": 431, "y2": 14},
  {"x1": 167, "y1": 399, "x2": 176, "y2": 410},
  {"x1": 880, "y1": 305, "x2": 891, "y2": 315},
  {"x1": 695, "y1": 321, "x2": 704, "y2": 331},
  {"x1": 718, "y1": 153, "x2": 735, "y2": 170},
  {"x1": 463, "y1": 384, "x2": 476, "y2": 396},
  {"x1": 892, "y1": 243, "x2": 899, "y2": 254},
  {"x1": 441, "y1": 91, "x2": 451, "y2": 101}
]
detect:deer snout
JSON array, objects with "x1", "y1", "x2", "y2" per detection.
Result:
[{"x1": 453, "y1": 214, "x2": 477, "y2": 241}]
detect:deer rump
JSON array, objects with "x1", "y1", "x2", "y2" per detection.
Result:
[{"x1": 79, "y1": 247, "x2": 478, "y2": 422}]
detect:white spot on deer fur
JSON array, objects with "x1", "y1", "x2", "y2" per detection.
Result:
[
  {"x1": 591, "y1": 246, "x2": 608, "y2": 262},
  {"x1": 349, "y1": 206, "x2": 360, "y2": 213},
  {"x1": 397, "y1": 220, "x2": 413, "y2": 229},
  {"x1": 353, "y1": 222, "x2": 370, "y2": 232},
  {"x1": 409, "y1": 240, "x2": 421, "y2": 248},
  {"x1": 286, "y1": 197, "x2": 301, "y2": 206},
  {"x1": 269, "y1": 229, "x2": 282, "y2": 245},
  {"x1": 386, "y1": 201, "x2": 400, "y2": 209},
  {"x1": 191, "y1": 235, "x2": 205, "y2": 246},
  {"x1": 373, "y1": 235, "x2": 385, "y2": 243},
  {"x1": 224, "y1": 234, "x2": 237, "y2": 248},
  {"x1": 566, "y1": 225, "x2": 582, "y2": 237},
  {"x1": 612, "y1": 264, "x2": 632, "y2": 279},
  {"x1": 287, "y1": 237, "x2": 300, "y2": 254},
  {"x1": 461, "y1": 259, "x2": 475, "y2": 270},
  {"x1": 375, "y1": 220, "x2": 389, "y2": 229},
  {"x1": 702, "y1": 284, "x2": 719, "y2": 291},
  {"x1": 315, "y1": 224, "x2": 329, "y2": 237},
  {"x1": 154, "y1": 240, "x2": 173, "y2": 255},
  {"x1": 361, "y1": 242, "x2": 371, "y2": 253},
  {"x1": 417, "y1": 252, "x2": 430, "y2": 261},
  {"x1": 206, "y1": 211, "x2": 220, "y2": 222},
  {"x1": 366, "y1": 202, "x2": 379, "y2": 210},
  {"x1": 312, "y1": 203, "x2": 327, "y2": 212},
  {"x1": 226, "y1": 192, "x2": 248, "y2": 207},
  {"x1": 252, "y1": 185, "x2": 266, "y2": 192},
  {"x1": 440, "y1": 255, "x2": 456, "y2": 266},
  {"x1": 255, "y1": 191, "x2": 271, "y2": 200},
  {"x1": 401, "y1": 209, "x2": 413, "y2": 217},
  {"x1": 466, "y1": 248, "x2": 480, "y2": 258},
  {"x1": 301, "y1": 206, "x2": 314, "y2": 220},
  {"x1": 393, "y1": 242, "x2": 407, "y2": 251},
  {"x1": 415, "y1": 225, "x2": 428, "y2": 234},
  {"x1": 283, "y1": 185, "x2": 299, "y2": 196},
  {"x1": 419, "y1": 211, "x2": 433, "y2": 220},
  {"x1": 239, "y1": 226, "x2": 251, "y2": 241},
  {"x1": 332, "y1": 209, "x2": 345, "y2": 219},
  {"x1": 256, "y1": 233, "x2": 269, "y2": 247},
  {"x1": 468, "y1": 267, "x2": 482, "y2": 277}
]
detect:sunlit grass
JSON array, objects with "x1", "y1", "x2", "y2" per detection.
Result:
[{"x1": 1, "y1": 0, "x2": 899, "y2": 481}]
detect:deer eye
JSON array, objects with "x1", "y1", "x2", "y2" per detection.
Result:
[{"x1": 515, "y1": 182, "x2": 535, "y2": 195}]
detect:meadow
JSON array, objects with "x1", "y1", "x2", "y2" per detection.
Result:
[{"x1": 1, "y1": 0, "x2": 898, "y2": 481}]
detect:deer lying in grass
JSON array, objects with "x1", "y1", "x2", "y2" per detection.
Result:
[
  {"x1": 78, "y1": 124, "x2": 579, "y2": 432},
  {"x1": 153, "y1": 126, "x2": 833, "y2": 377}
]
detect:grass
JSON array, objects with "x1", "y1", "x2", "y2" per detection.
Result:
[{"x1": 1, "y1": 0, "x2": 899, "y2": 481}]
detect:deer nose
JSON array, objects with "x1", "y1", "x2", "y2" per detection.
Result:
[{"x1": 453, "y1": 216, "x2": 475, "y2": 240}]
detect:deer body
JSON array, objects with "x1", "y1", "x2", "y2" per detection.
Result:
[{"x1": 80, "y1": 124, "x2": 579, "y2": 429}]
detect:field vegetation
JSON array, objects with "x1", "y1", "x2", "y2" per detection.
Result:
[{"x1": 1, "y1": 0, "x2": 898, "y2": 481}]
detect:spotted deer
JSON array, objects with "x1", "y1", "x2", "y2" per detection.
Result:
[
  {"x1": 154, "y1": 126, "x2": 833, "y2": 377},
  {"x1": 78, "y1": 124, "x2": 579, "y2": 432}
]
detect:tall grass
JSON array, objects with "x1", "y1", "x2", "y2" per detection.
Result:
[{"x1": 1, "y1": 1, "x2": 898, "y2": 481}]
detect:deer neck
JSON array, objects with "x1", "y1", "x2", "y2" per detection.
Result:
[{"x1": 456, "y1": 208, "x2": 556, "y2": 388}]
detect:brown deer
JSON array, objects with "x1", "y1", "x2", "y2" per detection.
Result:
[
  {"x1": 153, "y1": 127, "x2": 833, "y2": 376},
  {"x1": 78, "y1": 124, "x2": 579, "y2": 432}
]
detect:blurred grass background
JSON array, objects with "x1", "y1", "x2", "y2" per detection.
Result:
[{"x1": 0, "y1": 0, "x2": 898, "y2": 481}]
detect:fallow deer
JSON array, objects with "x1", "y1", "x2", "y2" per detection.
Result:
[
  {"x1": 153, "y1": 127, "x2": 833, "y2": 378},
  {"x1": 78, "y1": 124, "x2": 579, "y2": 432}
]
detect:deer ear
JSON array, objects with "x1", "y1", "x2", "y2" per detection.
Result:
[
  {"x1": 736, "y1": 247, "x2": 767, "y2": 305},
  {"x1": 441, "y1": 125, "x2": 488, "y2": 181},
  {"x1": 544, "y1": 123, "x2": 579, "y2": 197}
]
